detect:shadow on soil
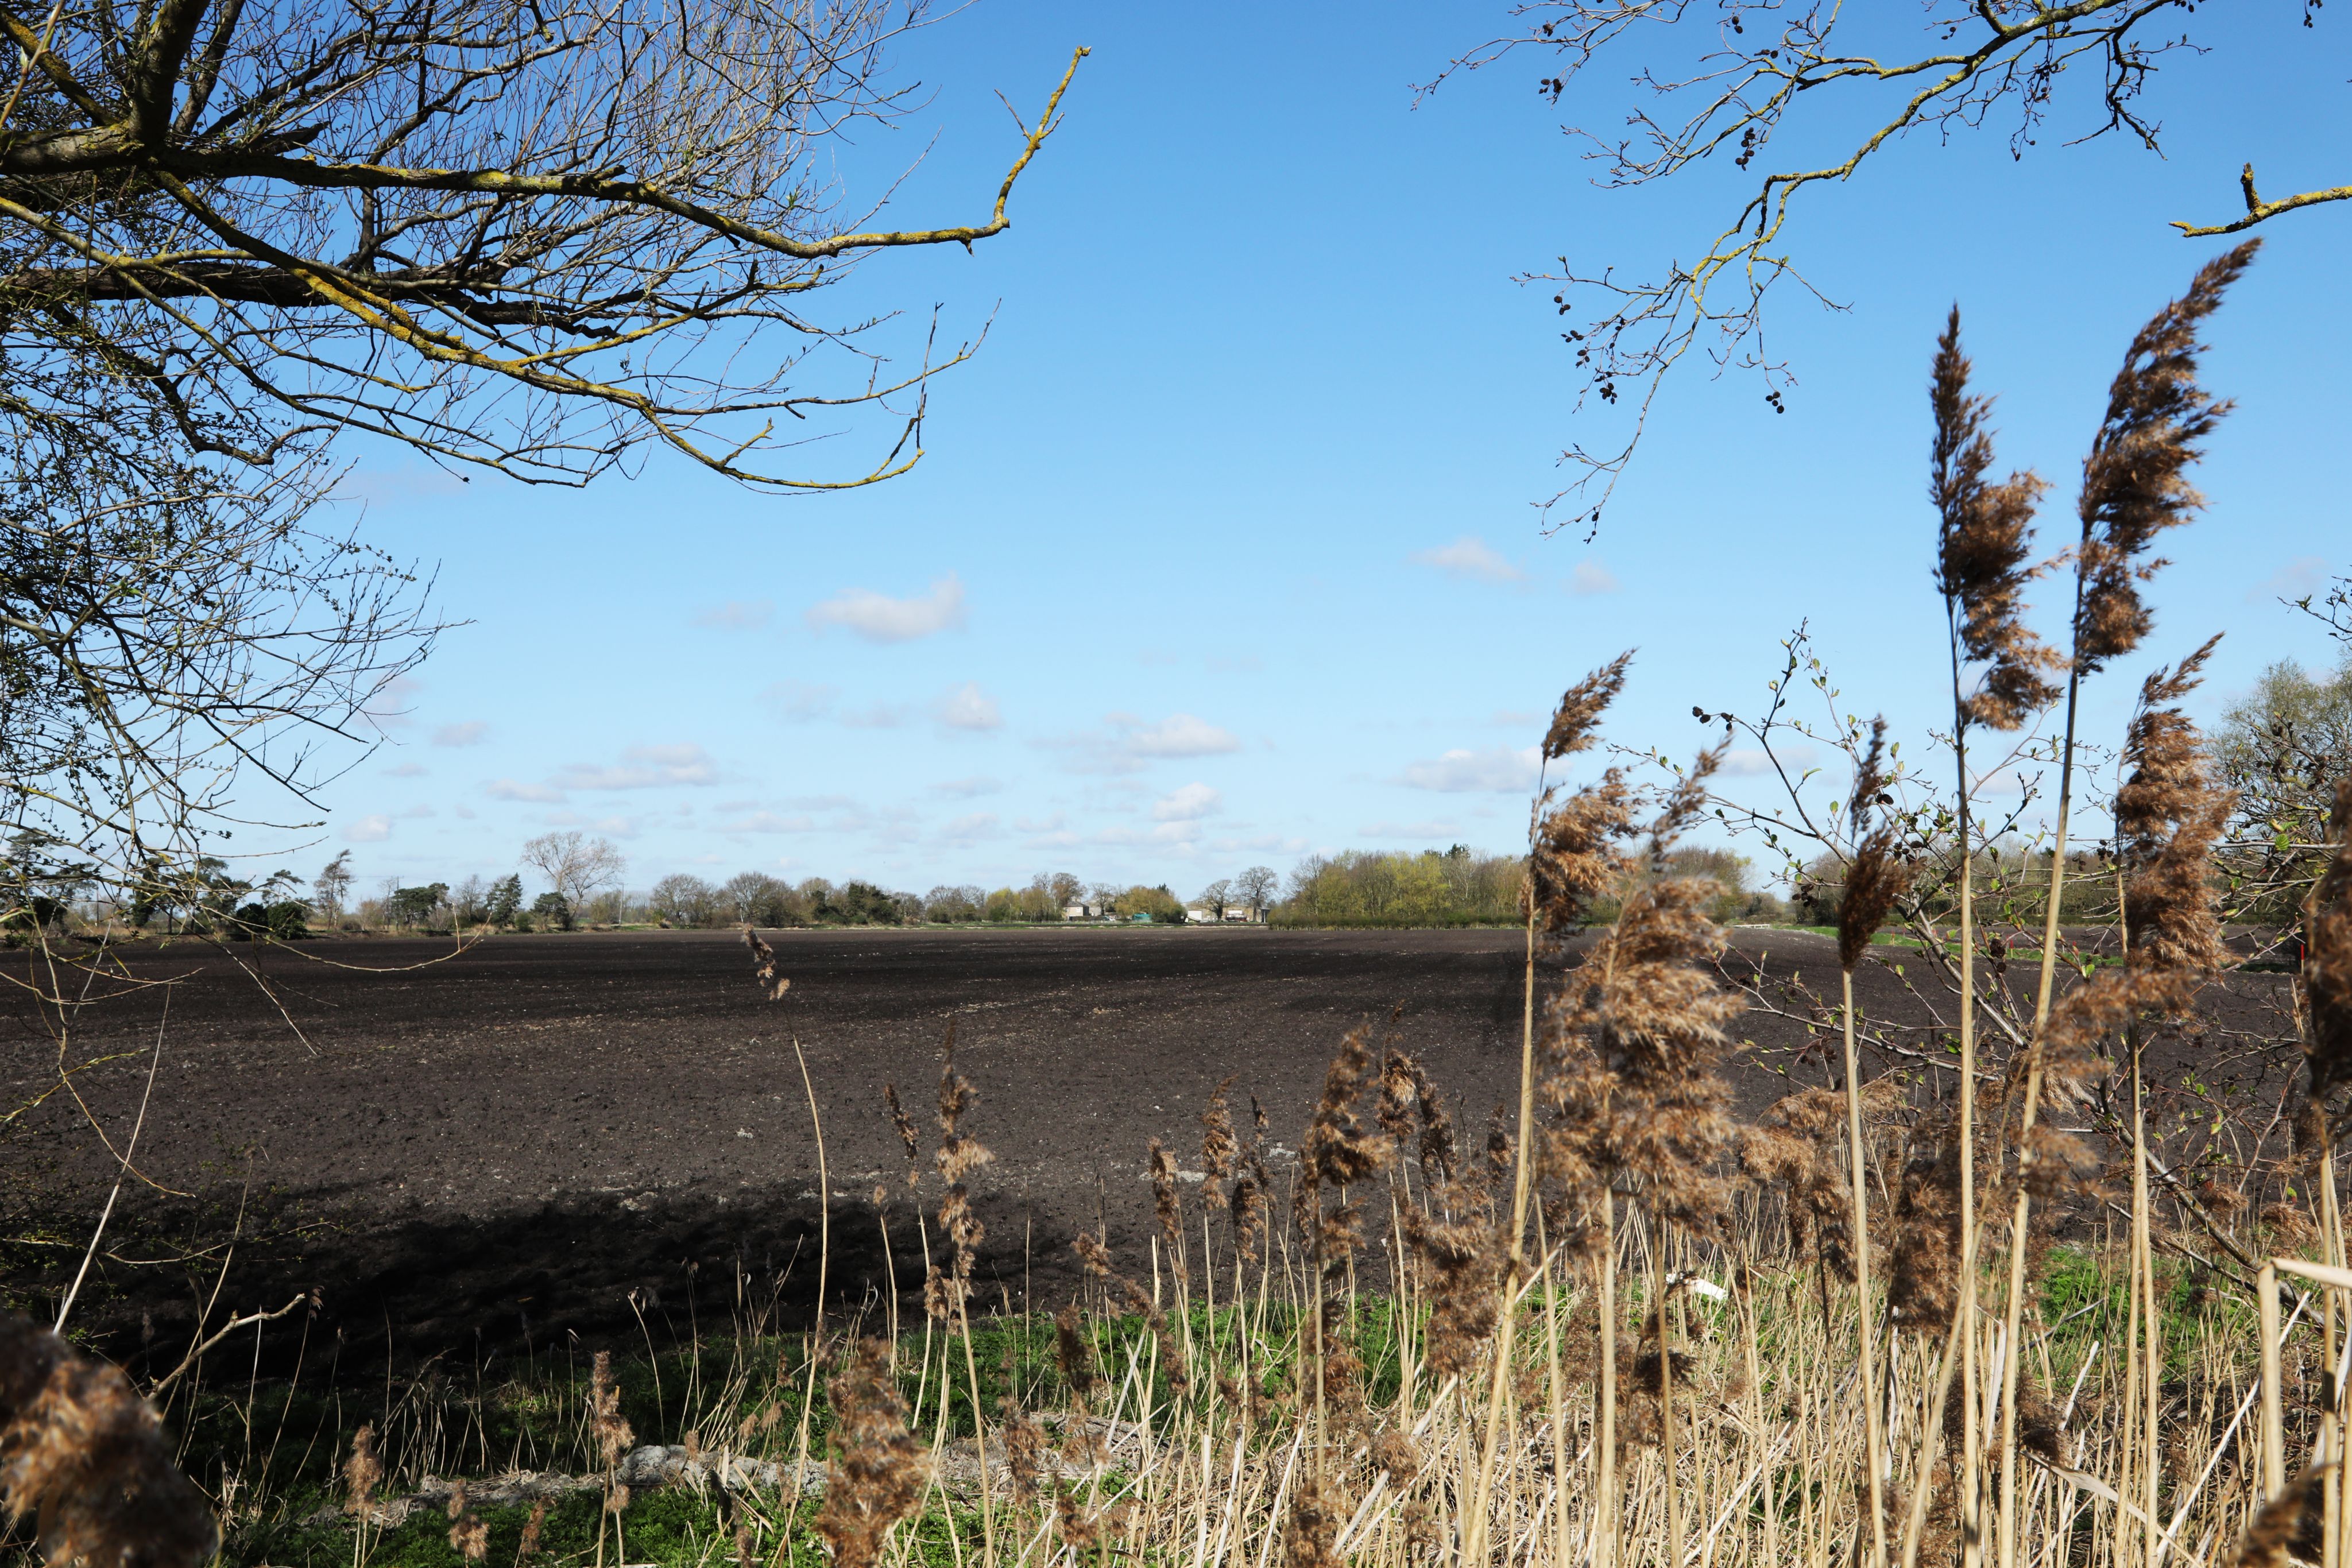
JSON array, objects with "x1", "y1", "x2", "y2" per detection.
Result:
[{"x1": 21, "y1": 1184, "x2": 1065, "y2": 1382}]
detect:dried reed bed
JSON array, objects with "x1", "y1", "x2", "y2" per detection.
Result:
[{"x1": 14, "y1": 246, "x2": 2351, "y2": 1568}]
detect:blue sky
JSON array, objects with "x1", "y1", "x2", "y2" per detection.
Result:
[{"x1": 292, "y1": 3, "x2": 2349, "y2": 902}]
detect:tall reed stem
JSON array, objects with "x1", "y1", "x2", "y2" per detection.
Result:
[
  {"x1": 1843, "y1": 967, "x2": 1889, "y2": 1568},
  {"x1": 2001, "y1": 664, "x2": 2085, "y2": 1568},
  {"x1": 1463, "y1": 892, "x2": 1543, "y2": 1564}
]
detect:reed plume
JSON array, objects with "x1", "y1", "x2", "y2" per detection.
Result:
[
  {"x1": 0, "y1": 1311, "x2": 216, "y2": 1568},
  {"x1": 2072, "y1": 240, "x2": 2261, "y2": 675},
  {"x1": 883, "y1": 1083, "x2": 921, "y2": 1186},
  {"x1": 343, "y1": 1420, "x2": 380, "y2": 1521},
  {"x1": 1932, "y1": 310, "x2": 2060, "y2": 730},
  {"x1": 813, "y1": 1338, "x2": 930, "y2": 1568},
  {"x1": 2303, "y1": 776, "x2": 2352, "y2": 1110},
  {"x1": 445, "y1": 1480, "x2": 488, "y2": 1563},
  {"x1": 742, "y1": 927, "x2": 791, "y2": 1001},
  {"x1": 927, "y1": 1032, "x2": 992, "y2": 1322},
  {"x1": 2117, "y1": 635, "x2": 2236, "y2": 977}
]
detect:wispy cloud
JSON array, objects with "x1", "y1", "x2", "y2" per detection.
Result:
[
  {"x1": 840, "y1": 701, "x2": 912, "y2": 730},
  {"x1": 1411, "y1": 535, "x2": 1524, "y2": 584},
  {"x1": 694, "y1": 599, "x2": 775, "y2": 630},
  {"x1": 2250, "y1": 554, "x2": 2328, "y2": 603},
  {"x1": 1359, "y1": 818, "x2": 1460, "y2": 839},
  {"x1": 761, "y1": 681, "x2": 838, "y2": 722},
  {"x1": 1152, "y1": 782, "x2": 1223, "y2": 821},
  {"x1": 1120, "y1": 713, "x2": 1241, "y2": 758},
  {"x1": 1569, "y1": 559, "x2": 1621, "y2": 595},
  {"x1": 344, "y1": 814, "x2": 393, "y2": 842},
  {"x1": 555, "y1": 744, "x2": 717, "y2": 791},
  {"x1": 720, "y1": 811, "x2": 817, "y2": 834},
  {"x1": 807, "y1": 574, "x2": 968, "y2": 642},
  {"x1": 941, "y1": 812, "x2": 1001, "y2": 843},
  {"x1": 1401, "y1": 745, "x2": 1540, "y2": 793},
  {"x1": 432, "y1": 720, "x2": 489, "y2": 747},
  {"x1": 931, "y1": 775, "x2": 1003, "y2": 797},
  {"x1": 384, "y1": 760, "x2": 428, "y2": 777},
  {"x1": 486, "y1": 778, "x2": 567, "y2": 803},
  {"x1": 935, "y1": 682, "x2": 1003, "y2": 732},
  {"x1": 1209, "y1": 833, "x2": 1307, "y2": 854}
]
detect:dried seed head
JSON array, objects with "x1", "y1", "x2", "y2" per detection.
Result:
[
  {"x1": 1149, "y1": 1140, "x2": 1189, "y2": 1291},
  {"x1": 1838, "y1": 721, "x2": 1913, "y2": 971},
  {"x1": 589, "y1": 1350, "x2": 633, "y2": 1469},
  {"x1": 743, "y1": 927, "x2": 791, "y2": 1001},
  {"x1": 446, "y1": 1481, "x2": 488, "y2": 1563},
  {"x1": 1399, "y1": 1186, "x2": 1506, "y2": 1379},
  {"x1": 2304, "y1": 776, "x2": 2352, "y2": 1106},
  {"x1": 1054, "y1": 1302, "x2": 1097, "y2": 1403},
  {"x1": 1542, "y1": 651, "x2": 1635, "y2": 761},
  {"x1": 517, "y1": 1499, "x2": 548, "y2": 1561},
  {"x1": 883, "y1": 1083, "x2": 921, "y2": 1184},
  {"x1": 813, "y1": 1339, "x2": 930, "y2": 1568},
  {"x1": 2074, "y1": 241, "x2": 2258, "y2": 675},
  {"x1": 2116, "y1": 635, "x2": 2235, "y2": 975},
  {"x1": 1198, "y1": 1077, "x2": 1239, "y2": 1195},
  {"x1": 343, "y1": 1420, "x2": 380, "y2": 1520},
  {"x1": 0, "y1": 1311, "x2": 220, "y2": 1568},
  {"x1": 1931, "y1": 308, "x2": 2061, "y2": 730},
  {"x1": 1530, "y1": 770, "x2": 1638, "y2": 933}
]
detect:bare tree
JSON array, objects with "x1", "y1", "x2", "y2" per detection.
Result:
[
  {"x1": 0, "y1": 0, "x2": 1086, "y2": 486},
  {"x1": 1433, "y1": 2, "x2": 2326, "y2": 526},
  {"x1": 1197, "y1": 877, "x2": 1232, "y2": 921},
  {"x1": 3, "y1": 402, "x2": 434, "y2": 935},
  {"x1": 519, "y1": 830, "x2": 624, "y2": 907},
  {"x1": 1233, "y1": 865, "x2": 1277, "y2": 920}
]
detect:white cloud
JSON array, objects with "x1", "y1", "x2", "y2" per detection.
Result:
[
  {"x1": 1401, "y1": 745, "x2": 1541, "y2": 793},
  {"x1": 454, "y1": 804, "x2": 477, "y2": 819},
  {"x1": 399, "y1": 804, "x2": 436, "y2": 819},
  {"x1": 432, "y1": 721, "x2": 489, "y2": 747},
  {"x1": 1718, "y1": 744, "x2": 1813, "y2": 776},
  {"x1": 486, "y1": 778, "x2": 567, "y2": 803},
  {"x1": 557, "y1": 743, "x2": 718, "y2": 790},
  {"x1": 931, "y1": 775, "x2": 1002, "y2": 797},
  {"x1": 841, "y1": 702, "x2": 913, "y2": 730},
  {"x1": 1411, "y1": 535, "x2": 1525, "y2": 584},
  {"x1": 722, "y1": 811, "x2": 818, "y2": 834},
  {"x1": 935, "y1": 682, "x2": 1003, "y2": 732},
  {"x1": 1153, "y1": 783, "x2": 1223, "y2": 821},
  {"x1": 384, "y1": 761, "x2": 428, "y2": 777},
  {"x1": 1121, "y1": 714, "x2": 1241, "y2": 758},
  {"x1": 1359, "y1": 819, "x2": 1460, "y2": 839},
  {"x1": 761, "y1": 681, "x2": 837, "y2": 722},
  {"x1": 806, "y1": 574, "x2": 968, "y2": 642},
  {"x1": 941, "y1": 812, "x2": 1001, "y2": 842},
  {"x1": 344, "y1": 814, "x2": 393, "y2": 842},
  {"x1": 694, "y1": 599, "x2": 774, "y2": 630},
  {"x1": 2250, "y1": 555, "x2": 2328, "y2": 603},
  {"x1": 1569, "y1": 559, "x2": 1621, "y2": 595},
  {"x1": 1209, "y1": 833, "x2": 1308, "y2": 854},
  {"x1": 362, "y1": 674, "x2": 423, "y2": 733}
]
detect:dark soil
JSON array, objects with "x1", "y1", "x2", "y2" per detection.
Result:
[{"x1": 0, "y1": 926, "x2": 2305, "y2": 1375}]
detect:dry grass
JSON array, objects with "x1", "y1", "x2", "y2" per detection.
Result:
[{"x1": 11, "y1": 246, "x2": 2346, "y2": 1568}]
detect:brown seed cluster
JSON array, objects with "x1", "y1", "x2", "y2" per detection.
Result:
[
  {"x1": 1931, "y1": 306, "x2": 2061, "y2": 730},
  {"x1": 742, "y1": 926, "x2": 791, "y2": 1001},
  {"x1": 1837, "y1": 719, "x2": 1914, "y2": 971},
  {"x1": 2117, "y1": 635, "x2": 2237, "y2": 974},
  {"x1": 927, "y1": 1031, "x2": 992, "y2": 1323},
  {"x1": 813, "y1": 1338, "x2": 930, "y2": 1568},
  {"x1": 2072, "y1": 239, "x2": 2260, "y2": 675},
  {"x1": 2304, "y1": 777, "x2": 2352, "y2": 1109},
  {"x1": 0, "y1": 1310, "x2": 219, "y2": 1568}
]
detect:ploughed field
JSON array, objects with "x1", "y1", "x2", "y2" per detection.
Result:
[{"x1": 0, "y1": 926, "x2": 2302, "y2": 1372}]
